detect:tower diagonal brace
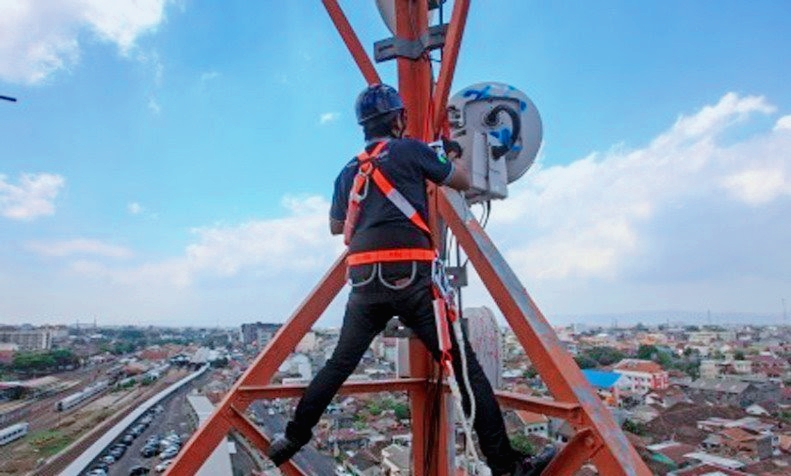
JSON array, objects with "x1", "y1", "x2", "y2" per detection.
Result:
[
  {"x1": 164, "y1": 254, "x2": 348, "y2": 475},
  {"x1": 438, "y1": 189, "x2": 650, "y2": 475}
]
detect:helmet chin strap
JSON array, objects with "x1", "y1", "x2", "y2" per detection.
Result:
[{"x1": 392, "y1": 111, "x2": 407, "y2": 138}]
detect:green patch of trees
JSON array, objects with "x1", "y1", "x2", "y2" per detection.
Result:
[
  {"x1": 12, "y1": 349, "x2": 79, "y2": 374},
  {"x1": 510, "y1": 433, "x2": 535, "y2": 456},
  {"x1": 622, "y1": 419, "x2": 647, "y2": 436}
]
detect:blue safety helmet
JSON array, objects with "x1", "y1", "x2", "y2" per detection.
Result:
[{"x1": 355, "y1": 84, "x2": 404, "y2": 125}]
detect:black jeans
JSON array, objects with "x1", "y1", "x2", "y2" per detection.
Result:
[{"x1": 285, "y1": 265, "x2": 518, "y2": 475}]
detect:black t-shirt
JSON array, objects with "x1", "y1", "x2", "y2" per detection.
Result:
[{"x1": 330, "y1": 138, "x2": 454, "y2": 253}]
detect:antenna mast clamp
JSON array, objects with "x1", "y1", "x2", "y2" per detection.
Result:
[{"x1": 374, "y1": 24, "x2": 448, "y2": 62}]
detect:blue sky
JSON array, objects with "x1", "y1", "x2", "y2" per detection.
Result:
[{"x1": 1, "y1": 1, "x2": 790, "y2": 327}]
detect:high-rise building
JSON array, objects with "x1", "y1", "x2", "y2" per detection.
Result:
[
  {"x1": 0, "y1": 329, "x2": 52, "y2": 351},
  {"x1": 239, "y1": 322, "x2": 282, "y2": 346}
]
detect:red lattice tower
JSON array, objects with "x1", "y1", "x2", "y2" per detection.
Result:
[{"x1": 166, "y1": 2, "x2": 652, "y2": 475}]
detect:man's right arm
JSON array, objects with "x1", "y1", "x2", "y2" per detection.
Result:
[
  {"x1": 329, "y1": 172, "x2": 348, "y2": 236},
  {"x1": 443, "y1": 155, "x2": 470, "y2": 191}
]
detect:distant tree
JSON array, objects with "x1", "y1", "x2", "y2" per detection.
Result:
[
  {"x1": 211, "y1": 357, "x2": 228, "y2": 368},
  {"x1": 51, "y1": 349, "x2": 78, "y2": 368},
  {"x1": 586, "y1": 346, "x2": 625, "y2": 366},
  {"x1": 368, "y1": 402, "x2": 383, "y2": 416},
  {"x1": 393, "y1": 402, "x2": 410, "y2": 420},
  {"x1": 523, "y1": 367, "x2": 538, "y2": 379},
  {"x1": 622, "y1": 419, "x2": 647, "y2": 436},
  {"x1": 634, "y1": 322, "x2": 648, "y2": 331},
  {"x1": 510, "y1": 433, "x2": 535, "y2": 456},
  {"x1": 13, "y1": 352, "x2": 56, "y2": 373},
  {"x1": 574, "y1": 354, "x2": 598, "y2": 369},
  {"x1": 684, "y1": 325, "x2": 700, "y2": 332},
  {"x1": 118, "y1": 328, "x2": 145, "y2": 341},
  {"x1": 734, "y1": 350, "x2": 746, "y2": 361},
  {"x1": 637, "y1": 345, "x2": 659, "y2": 360}
]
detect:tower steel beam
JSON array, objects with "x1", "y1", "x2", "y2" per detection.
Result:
[
  {"x1": 165, "y1": 255, "x2": 347, "y2": 475},
  {"x1": 438, "y1": 188, "x2": 648, "y2": 475},
  {"x1": 322, "y1": 0, "x2": 382, "y2": 85}
]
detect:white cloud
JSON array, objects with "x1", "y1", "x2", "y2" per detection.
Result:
[
  {"x1": 185, "y1": 195, "x2": 339, "y2": 277},
  {"x1": 5, "y1": 93, "x2": 791, "y2": 325},
  {"x1": 66, "y1": 195, "x2": 342, "y2": 287},
  {"x1": 200, "y1": 71, "x2": 220, "y2": 82},
  {"x1": 147, "y1": 97, "x2": 161, "y2": 114},
  {"x1": 128, "y1": 202, "x2": 143, "y2": 215},
  {"x1": 0, "y1": 0, "x2": 172, "y2": 84},
  {"x1": 775, "y1": 115, "x2": 791, "y2": 131},
  {"x1": 26, "y1": 239, "x2": 133, "y2": 259},
  {"x1": 721, "y1": 168, "x2": 789, "y2": 206},
  {"x1": 0, "y1": 172, "x2": 65, "y2": 220},
  {"x1": 319, "y1": 112, "x2": 340, "y2": 125},
  {"x1": 39, "y1": 195, "x2": 346, "y2": 325},
  {"x1": 487, "y1": 92, "x2": 788, "y2": 286}
]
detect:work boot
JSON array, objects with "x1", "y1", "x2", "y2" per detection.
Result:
[
  {"x1": 267, "y1": 435, "x2": 303, "y2": 467},
  {"x1": 512, "y1": 445, "x2": 557, "y2": 476}
]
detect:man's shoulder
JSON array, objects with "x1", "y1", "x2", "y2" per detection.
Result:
[
  {"x1": 334, "y1": 157, "x2": 358, "y2": 185},
  {"x1": 390, "y1": 137, "x2": 430, "y2": 152},
  {"x1": 342, "y1": 157, "x2": 357, "y2": 169}
]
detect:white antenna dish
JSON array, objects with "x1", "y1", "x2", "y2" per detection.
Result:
[
  {"x1": 447, "y1": 82, "x2": 542, "y2": 203},
  {"x1": 375, "y1": 0, "x2": 445, "y2": 35}
]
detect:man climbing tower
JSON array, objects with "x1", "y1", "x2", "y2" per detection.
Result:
[{"x1": 267, "y1": 84, "x2": 554, "y2": 475}]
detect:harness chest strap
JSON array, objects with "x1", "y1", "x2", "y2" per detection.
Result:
[{"x1": 343, "y1": 141, "x2": 431, "y2": 246}]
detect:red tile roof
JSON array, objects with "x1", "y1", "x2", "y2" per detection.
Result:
[
  {"x1": 673, "y1": 463, "x2": 750, "y2": 475},
  {"x1": 719, "y1": 427, "x2": 756, "y2": 443},
  {"x1": 614, "y1": 359, "x2": 665, "y2": 374},
  {"x1": 515, "y1": 410, "x2": 549, "y2": 426}
]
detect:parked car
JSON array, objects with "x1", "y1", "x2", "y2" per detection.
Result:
[
  {"x1": 159, "y1": 447, "x2": 178, "y2": 460},
  {"x1": 154, "y1": 460, "x2": 172, "y2": 473},
  {"x1": 86, "y1": 469, "x2": 108, "y2": 476},
  {"x1": 122, "y1": 434, "x2": 135, "y2": 444},
  {"x1": 129, "y1": 465, "x2": 150, "y2": 475},
  {"x1": 141, "y1": 445, "x2": 158, "y2": 458},
  {"x1": 100, "y1": 455, "x2": 115, "y2": 465}
]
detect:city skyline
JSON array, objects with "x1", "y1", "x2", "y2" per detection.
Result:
[{"x1": 1, "y1": 1, "x2": 790, "y2": 327}]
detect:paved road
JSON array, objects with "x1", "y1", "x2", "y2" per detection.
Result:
[{"x1": 87, "y1": 372, "x2": 208, "y2": 476}]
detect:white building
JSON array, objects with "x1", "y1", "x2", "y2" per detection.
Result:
[
  {"x1": 296, "y1": 332, "x2": 317, "y2": 353},
  {"x1": 516, "y1": 411, "x2": 549, "y2": 438},
  {"x1": 613, "y1": 359, "x2": 669, "y2": 393},
  {"x1": 0, "y1": 330, "x2": 52, "y2": 351}
]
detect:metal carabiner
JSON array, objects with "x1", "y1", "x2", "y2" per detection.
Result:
[{"x1": 350, "y1": 172, "x2": 371, "y2": 203}]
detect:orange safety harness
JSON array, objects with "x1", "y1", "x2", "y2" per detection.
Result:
[
  {"x1": 343, "y1": 140, "x2": 457, "y2": 377},
  {"x1": 343, "y1": 139, "x2": 484, "y2": 472}
]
